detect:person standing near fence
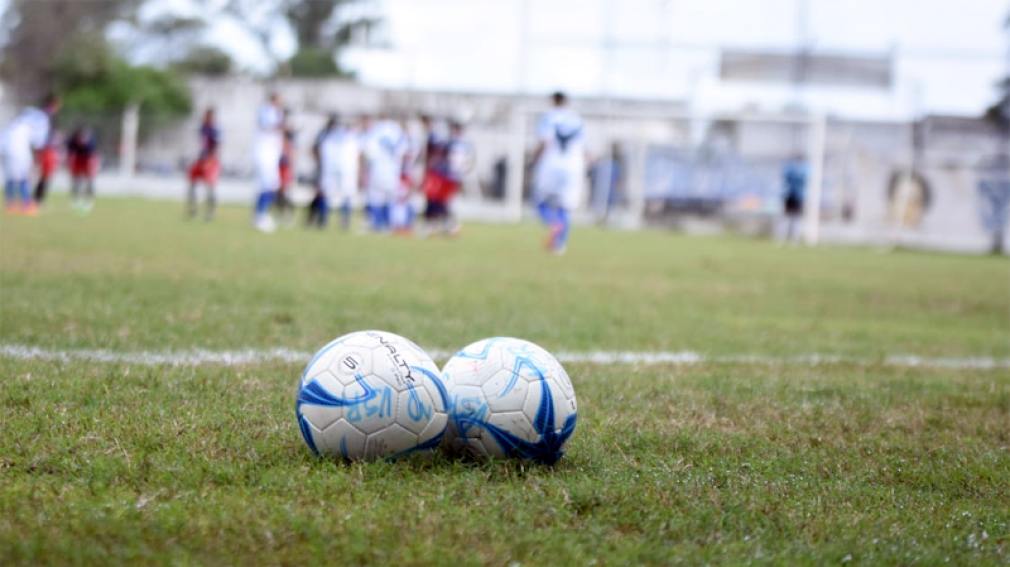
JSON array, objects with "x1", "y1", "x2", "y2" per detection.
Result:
[
  {"x1": 1, "y1": 93, "x2": 59, "y2": 216},
  {"x1": 186, "y1": 107, "x2": 220, "y2": 221},
  {"x1": 33, "y1": 126, "x2": 59, "y2": 206},
  {"x1": 532, "y1": 91, "x2": 586, "y2": 255},
  {"x1": 66, "y1": 126, "x2": 99, "y2": 214},
  {"x1": 312, "y1": 113, "x2": 361, "y2": 230},
  {"x1": 780, "y1": 154, "x2": 808, "y2": 244}
]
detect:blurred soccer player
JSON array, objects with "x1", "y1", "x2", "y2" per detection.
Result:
[
  {"x1": 780, "y1": 154, "x2": 808, "y2": 244},
  {"x1": 312, "y1": 113, "x2": 360, "y2": 230},
  {"x1": 252, "y1": 92, "x2": 284, "y2": 233},
  {"x1": 361, "y1": 112, "x2": 409, "y2": 232},
  {"x1": 1, "y1": 93, "x2": 59, "y2": 215},
  {"x1": 67, "y1": 126, "x2": 99, "y2": 213},
  {"x1": 421, "y1": 119, "x2": 470, "y2": 236},
  {"x1": 34, "y1": 126, "x2": 59, "y2": 206},
  {"x1": 390, "y1": 117, "x2": 417, "y2": 234},
  {"x1": 275, "y1": 108, "x2": 296, "y2": 225},
  {"x1": 186, "y1": 107, "x2": 220, "y2": 221},
  {"x1": 531, "y1": 91, "x2": 586, "y2": 254}
]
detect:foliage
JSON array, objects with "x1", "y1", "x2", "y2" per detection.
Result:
[
  {"x1": 286, "y1": 47, "x2": 349, "y2": 78},
  {"x1": 51, "y1": 35, "x2": 191, "y2": 143},
  {"x1": 0, "y1": 0, "x2": 137, "y2": 101},
  {"x1": 172, "y1": 46, "x2": 234, "y2": 77}
]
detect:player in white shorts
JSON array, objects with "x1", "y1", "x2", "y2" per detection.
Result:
[
  {"x1": 252, "y1": 92, "x2": 284, "y2": 233},
  {"x1": 532, "y1": 91, "x2": 586, "y2": 254},
  {"x1": 314, "y1": 114, "x2": 361, "y2": 230},
  {"x1": 361, "y1": 113, "x2": 409, "y2": 232},
  {"x1": 2, "y1": 93, "x2": 60, "y2": 216}
]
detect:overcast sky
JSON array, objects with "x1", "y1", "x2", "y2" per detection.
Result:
[
  {"x1": 339, "y1": 0, "x2": 1009, "y2": 119},
  {"x1": 3, "y1": 0, "x2": 1007, "y2": 119}
]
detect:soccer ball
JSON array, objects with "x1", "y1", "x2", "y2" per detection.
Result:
[
  {"x1": 441, "y1": 337, "x2": 577, "y2": 464},
  {"x1": 295, "y1": 330, "x2": 449, "y2": 460}
]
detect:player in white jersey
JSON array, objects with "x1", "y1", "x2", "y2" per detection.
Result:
[
  {"x1": 1, "y1": 94, "x2": 60, "y2": 216},
  {"x1": 532, "y1": 91, "x2": 586, "y2": 254},
  {"x1": 313, "y1": 114, "x2": 361, "y2": 230},
  {"x1": 252, "y1": 92, "x2": 284, "y2": 233},
  {"x1": 361, "y1": 114, "x2": 409, "y2": 232}
]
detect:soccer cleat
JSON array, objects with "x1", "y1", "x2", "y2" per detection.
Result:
[{"x1": 21, "y1": 202, "x2": 39, "y2": 217}]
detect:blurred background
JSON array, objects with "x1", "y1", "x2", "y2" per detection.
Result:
[{"x1": 1, "y1": 0, "x2": 1007, "y2": 253}]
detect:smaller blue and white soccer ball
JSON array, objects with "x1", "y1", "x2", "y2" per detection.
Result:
[
  {"x1": 441, "y1": 337, "x2": 577, "y2": 464},
  {"x1": 296, "y1": 330, "x2": 449, "y2": 460}
]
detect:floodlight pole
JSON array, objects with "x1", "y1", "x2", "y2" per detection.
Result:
[
  {"x1": 803, "y1": 112, "x2": 827, "y2": 246},
  {"x1": 505, "y1": 105, "x2": 527, "y2": 222}
]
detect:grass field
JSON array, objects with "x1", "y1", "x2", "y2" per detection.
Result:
[{"x1": 2, "y1": 197, "x2": 1009, "y2": 565}]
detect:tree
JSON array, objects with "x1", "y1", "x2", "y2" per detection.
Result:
[
  {"x1": 51, "y1": 34, "x2": 191, "y2": 151},
  {"x1": 0, "y1": 0, "x2": 139, "y2": 102},
  {"x1": 173, "y1": 46, "x2": 234, "y2": 77},
  {"x1": 285, "y1": 0, "x2": 380, "y2": 77},
  {"x1": 213, "y1": 0, "x2": 377, "y2": 77}
]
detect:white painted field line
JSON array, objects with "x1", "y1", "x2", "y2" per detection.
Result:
[{"x1": 1, "y1": 344, "x2": 1007, "y2": 370}]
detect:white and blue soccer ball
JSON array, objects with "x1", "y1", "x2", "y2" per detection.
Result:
[
  {"x1": 441, "y1": 337, "x2": 578, "y2": 464},
  {"x1": 296, "y1": 330, "x2": 449, "y2": 460}
]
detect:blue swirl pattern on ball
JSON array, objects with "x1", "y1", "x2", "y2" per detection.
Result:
[{"x1": 446, "y1": 338, "x2": 578, "y2": 464}]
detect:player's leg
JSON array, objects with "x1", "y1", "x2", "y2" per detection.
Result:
[
  {"x1": 204, "y1": 158, "x2": 220, "y2": 221},
  {"x1": 34, "y1": 175, "x2": 49, "y2": 204},
  {"x1": 253, "y1": 150, "x2": 280, "y2": 233},
  {"x1": 82, "y1": 175, "x2": 95, "y2": 212},
  {"x1": 4, "y1": 178, "x2": 16, "y2": 212},
  {"x1": 552, "y1": 207, "x2": 570, "y2": 253},
  {"x1": 316, "y1": 192, "x2": 330, "y2": 228},
  {"x1": 205, "y1": 182, "x2": 216, "y2": 221},
  {"x1": 375, "y1": 201, "x2": 390, "y2": 232},
  {"x1": 4, "y1": 154, "x2": 30, "y2": 213},
  {"x1": 339, "y1": 198, "x2": 351, "y2": 231},
  {"x1": 186, "y1": 181, "x2": 199, "y2": 218},
  {"x1": 17, "y1": 178, "x2": 35, "y2": 214},
  {"x1": 70, "y1": 175, "x2": 81, "y2": 208}
]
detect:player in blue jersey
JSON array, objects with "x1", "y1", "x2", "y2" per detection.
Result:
[
  {"x1": 252, "y1": 92, "x2": 284, "y2": 233},
  {"x1": 361, "y1": 112, "x2": 409, "y2": 232},
  {"x1": 531, "y1": 92, "x2": 587, "y2": 254},
  {"x1": 311, "y1": 114, "x2": 361, "y2": 230},
  {"x1": 780, "y1": 154, "x2": 808, "y2": 244}
]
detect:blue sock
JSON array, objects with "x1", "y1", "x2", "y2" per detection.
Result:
[
  {"x1": 255, "y1": 190, "x2": 276, "y2": 215},
  {"x1": 317, "y1": 195, "x2": 330, "y2": 226},
  {"x1": 371, "y1": 204, "x2": 390, "y2": 231},
  {"x1": 4, "y1": 180, "x2": 15, "y2": 204},
  {"x1": 537, "y1": 201, "x2": 557, "y2": 226},
  {"x1": 18, "y1": 179, "x2": 30, "y2": 204}
]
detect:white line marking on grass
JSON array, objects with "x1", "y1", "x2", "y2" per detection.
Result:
[{"x1": 1, "y1": 344, "x2": 1007, "y2": 370}]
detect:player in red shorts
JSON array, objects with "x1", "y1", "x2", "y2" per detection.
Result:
[
  {"x1": 66, "y1": 127, "x2": 99, "y2": 213},
  {"x1": 421, "y1": 119, "x2": 471, "y2": 236},
  {"x1": 34, "y1": 129, "x2": 59, "y2": 205},
  {"x1": 275, "y1": 108, "x2": 296, "y2": 225},
  {"x1": 186, "y1": 108, "x2": 220, "y2": 220}
]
